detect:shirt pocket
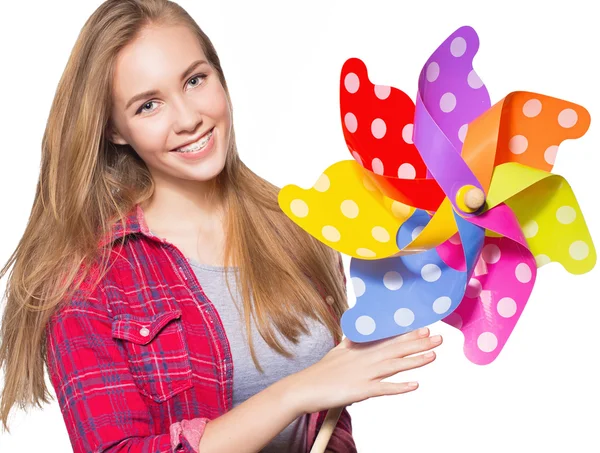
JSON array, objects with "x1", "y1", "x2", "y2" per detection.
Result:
[{"x1": 111, "y1": 309, "x2": 194, "y2": 403}]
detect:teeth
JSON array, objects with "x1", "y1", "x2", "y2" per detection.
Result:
[{"x1": 176, "y1": 128, "x2": 213, "y2": 153}]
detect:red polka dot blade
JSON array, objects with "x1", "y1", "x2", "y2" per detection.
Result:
[{"x1": 340, "y1": 58, "x2": 446, "y2": 211}]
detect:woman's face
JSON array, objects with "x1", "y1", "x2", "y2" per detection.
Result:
[{"x1": 108, "y1": 24, "x2": 231, "y2": 185}]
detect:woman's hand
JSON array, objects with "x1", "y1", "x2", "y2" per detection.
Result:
[{"x1": 285, "y1": 327, "x2": 442, "y2": 415}]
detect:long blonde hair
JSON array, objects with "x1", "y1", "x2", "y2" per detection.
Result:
[{"x1": 0, "y1": 0, "x2": 347, "y2": 432}]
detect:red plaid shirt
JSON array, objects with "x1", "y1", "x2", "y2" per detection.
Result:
[{"x1": 45, "y1": 203, "x2": 356, "y2": 452}]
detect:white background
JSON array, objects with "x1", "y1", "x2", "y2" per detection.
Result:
[{"x1": 1, "y1": 0, "x2": 599, "y2": 452}]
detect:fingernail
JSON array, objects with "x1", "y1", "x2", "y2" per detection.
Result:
[
  {"x1": 424, "y1": 351, "x2": 435, "y2": 359},
  {"x1": 431, "y1": 335, "x2": 442, "y2": 344},
  {"x1": 418, "y1": 327, "x2": 429, "y2": 337},
  {"x1": 408, "y1": 382, "x2": 418, "y2": 389}
]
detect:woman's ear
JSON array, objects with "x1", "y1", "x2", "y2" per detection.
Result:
[{"x1": 105, "y1": 121, "x2": 128, "y2": 146}]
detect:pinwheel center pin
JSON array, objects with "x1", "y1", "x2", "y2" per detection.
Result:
[{"x1": 456, "y1": 185, "x2": 486, "y2": 213}]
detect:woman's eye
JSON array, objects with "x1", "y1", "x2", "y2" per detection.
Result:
[
  {"x1": 137, "y1": 100, "x2": 157, "y2": 115},
  {"x1": 136, "y1": 73, "x2": 208, "y2": 115},
  {"x1": 188, "y1": 73, "x2": 207, "y2": 88}
]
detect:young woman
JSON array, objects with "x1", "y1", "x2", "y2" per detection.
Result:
[{"x1": 0, "y1": 1, "x2": 442, "y2": 452}]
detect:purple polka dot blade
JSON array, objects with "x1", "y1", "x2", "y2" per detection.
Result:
[{"x1": 418, "y1": 26, "x2": 491, "y2": 152}]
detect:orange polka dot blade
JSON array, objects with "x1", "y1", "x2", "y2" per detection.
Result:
[{"x1": 462, "y1": 91, "x2": 591, "y2": 193}]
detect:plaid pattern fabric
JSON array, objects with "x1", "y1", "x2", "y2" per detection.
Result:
[{"x1": 45, "y1": 204, "x2": 355, "y2": 452}]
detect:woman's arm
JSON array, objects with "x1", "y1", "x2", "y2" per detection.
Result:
[
  {"x1": 196, "y1": 375, "x2": 303, "y2": 452},
  {"x1": 46, "y1": 295, "x2": 208, "y2": 452}
]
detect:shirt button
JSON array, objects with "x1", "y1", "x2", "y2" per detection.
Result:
[
  {"x1": 325, "y1": 296, "x2": 335, "y2": 305},
  {"x1": 139, "y1": 327, "x2": 150, "y2": 337}
]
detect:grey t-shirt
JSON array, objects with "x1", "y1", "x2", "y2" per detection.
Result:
[{"x1": 188, "y1": 258, "x2": 335, "y2": 452}]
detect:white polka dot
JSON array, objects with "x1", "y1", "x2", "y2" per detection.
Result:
[
  {"x1": 477, "y1": 332, "x2": 498, "y2": 353},
  {"x1": 569, "y1": 241, "x2": 589, "y2": 261},
  {"x1": 397, "y1": 163, "x2": 416, "y2": 179},
  {"x1": 508, "y1": 135, "x2": 528, "y2": 154},
  {"x1": 535, "y1": 254, "x2": 551, "y2": 267},
  {"x1": 467, "y1": 70, "x2": 483, "y2": 89},
  {"x1": 433, "y1": 296, "x2": 452, "y2": 314},
  {"x1": 449, "y1": 233, "x2": 461, "y2": 245},
  {"x1": 402, "y1": 123, "x2": 414, "y2": 144},
  {"x1": 383, "y1": 271, "x2": 403, "y2": 290},
  {"x1": 544, "y1": 145, "x2": 558, "y2": 165},
  {"x1": 371, "y1": 118, "x2": 387, "y2": 139},
  {"x1": 351, "y1": 151, "x2": 363, "y2": 166},
  {"x1": 482, "y1": 244, "x2": 501, "y2": 264},
  {"x1": 556, "y1": 206, "x2": 576, "y2": 224},
  {"x1": 523, "y1": 99, "x2": 542, "y2": 117},
  {"x1": 314, "y1": 174, "x2": 330, "y2": 192},
  {"x1": 497, "y1": 297, "x2": 517, "y2": 318},
  {"x1": 344, "y1": 72, "x2": 360, "y2": 93},
  {"x1": 391, "y1": 201, "x2": 411, "y2": 218},
  {"x1": 515, "y1": 263, "x2": 532, "y2": 283},
  {"x1": 352, "y1": 277, "x2": 366, "y2": 297},
  {"x1": 341, "y1": 200, "x2": 359, "y2": 218},
  {"x1": 374, "y1": 84, "x2": 391, "y2": 100},
  {"x1": 394, "y1": 308, "x2": 415, "y2": 327},
  {"x1": 421, "y1": 264, "x2": 442, "y2": 282},
  {"x1": 440, "y1": 92, "x2": 457, "y2": 113},
  {"x1": 344, "y1": 112, "x2": 358, "y2": 133},
  {"x1": 322, "y1": 225, "x2": 341, "y2": 242},
  {"x1": 444, "y1": 312, "x2": 463, "y2": 329},
  {"x1": 426, "y1": 62, "x2": 440, "y2": 82},
  {"x1": 363, "y1": 176, "x2": 377, "y2": 192},
  {"x1": 372, "y1": 158, "x2": 384, "y2": 175},
  {"x1": 357, "y1": 248, "x2": 376, "y2": 258},
  {"x1": 458, "y1": 124, "x2": 468, "y2": 143},
  {"x1": 465, "y1": 278, "x2": 482, "y2": 298},
  {"x1": 372, "y1": 226, "x2": 390, "y2": 243},
  {"x1": 558, "y1": 108, "x2": 578, "y2": 128},
  {"x1": 522, "y1": 220, "x2": 538, "y2": 238},
  {"x1": 411, "y1": 226, "x2": 424, "y2": 240},
  {"x1": 355, "y1": 315, "x2": 375, "y2": 335},
  {"x1": 290, "y1": 199, "x2": 309, "y2": 218},
  {"x1": 450, "y1": 36, "x2": 467, "y2": 57}
]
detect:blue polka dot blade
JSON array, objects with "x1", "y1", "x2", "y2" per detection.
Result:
[{"x1": 341, "y1": 209, "x2": 484, "y2": 342}]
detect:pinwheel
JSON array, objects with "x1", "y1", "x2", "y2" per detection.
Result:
[{"x1": 278, "y1": 25, "x2": 596, "y2": 452}]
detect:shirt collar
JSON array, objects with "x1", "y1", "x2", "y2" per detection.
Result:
[{"x1": 99, "y1": 203, "x2": 158, "y2": 248}]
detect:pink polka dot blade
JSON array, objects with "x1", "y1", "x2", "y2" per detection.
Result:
[
  {"x1": 340, "y1": 57, "x2": 445, "y2": 211},
  {"x1": 443, "y1": 204, "x2": 537, "y2": 365},
  {"x1": 445, "y1": 236, "x2": 537, "y2": 365}
]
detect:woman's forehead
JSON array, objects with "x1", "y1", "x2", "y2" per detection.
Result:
[{"x1": 112, "y1": 25, "x2": 207, "y2": 105}]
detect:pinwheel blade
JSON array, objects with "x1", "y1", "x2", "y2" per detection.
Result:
[{"x1": 342, "y1": 209, "x2": 484, "y2": 342}]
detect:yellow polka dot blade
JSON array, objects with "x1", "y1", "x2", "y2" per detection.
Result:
[
  {"x1": 485, "y1": 162, "x2": 550, "y2": 210},
  {"x1": 392, "y1": 197, "x2": 458, "y2": 256},
  {"x1": 505, "y1": 175, "x2": 596, "y2": 275},
  {"x1": 278, "y1": 160, "x2": 408, "y2": 259}
]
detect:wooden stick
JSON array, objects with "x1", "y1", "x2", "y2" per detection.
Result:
[{"x1": 309, "y1": 406, "x2": 344, "y2": 453}]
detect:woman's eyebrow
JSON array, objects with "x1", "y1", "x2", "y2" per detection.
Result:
[{"x1": 125, "y1": 59, "x2": 208, "y2": 110}]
